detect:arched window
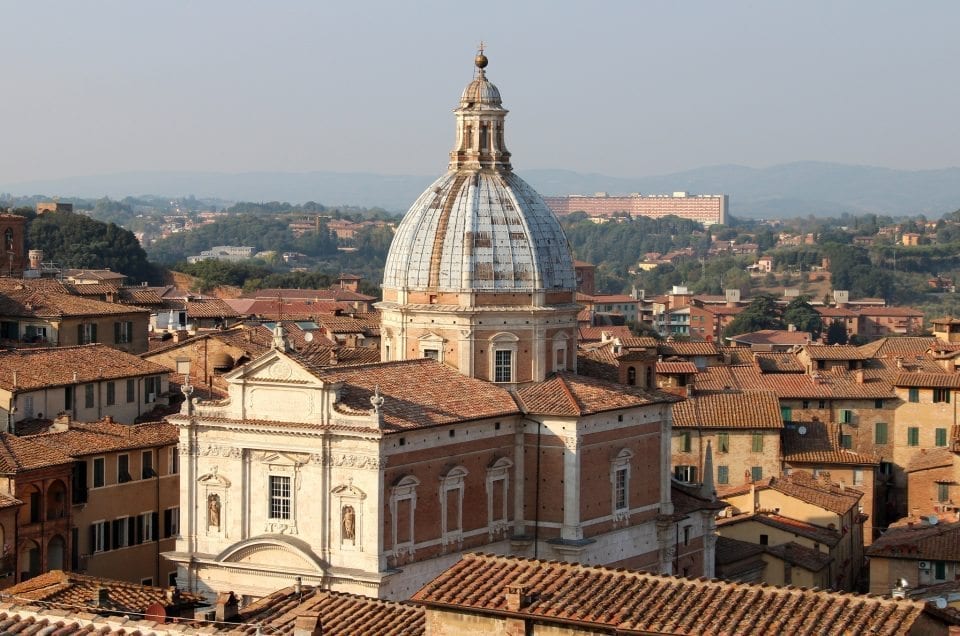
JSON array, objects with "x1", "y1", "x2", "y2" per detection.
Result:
[
  {"x1": 440, "y1": 466, "x2": 468, "y2": 545},
  {"x1": 489, "y1": 333, "x2": 519, "y2": 383}
]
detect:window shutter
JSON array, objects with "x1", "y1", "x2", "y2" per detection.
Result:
[
  {"x1": 89, "y1": 525, "x2": 96, "y2": 553},
  {"x1": 77, "y1": 324, "x2": 84, "y2": 344},
  {"x1": 91, "y1": 323, "x2": 97, "y2": 343},
  {"x1": 164, "y1": 509, "x2": 172, "y2": 538},
  {"x1": 115, "y1": 322, "x2": 121, "y2": 344},
  {"x1": 128, "y1": 518, "x2": 136, "y2": 546},
  {"x1": 152, "y1": 512, "x2": 159, "y2": 540},
  {"x1": 136, "y1": 515, "x2": 144, "y2": 544},
  {"x1": 103, "y1": 521, "x2": 111, "y2": 552}
]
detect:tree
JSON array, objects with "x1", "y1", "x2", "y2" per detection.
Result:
[
  {"x1": 723, "y1": 293, "x2": 784, "y2": 338},
  {"x1": 782, "y1": 295, "x2": 823, "y2": 339},
  {"x1": 825, "y1": 320, "x2": 848, "y2": 345}
]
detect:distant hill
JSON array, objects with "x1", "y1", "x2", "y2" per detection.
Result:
[{"x1": 4, "y1": 161, "x2": 960, "y2": 219}]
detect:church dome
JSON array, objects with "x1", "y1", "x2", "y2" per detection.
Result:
[{"x1": 382, "y1": 53, "x2": 575, "y2": 293}]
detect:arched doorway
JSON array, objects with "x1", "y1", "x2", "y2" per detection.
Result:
[{"x1": 19, "y1": 539, "x2": 40, "y2": 581}]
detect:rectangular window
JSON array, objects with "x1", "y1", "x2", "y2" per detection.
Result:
[
  {"x1": 112, "y1": 517, "x2": 129, "y2": 550},
  {"x1": 422, "y1": 349, "x2": 439, "y2": 360},
  {"x1": 141, "y1": 450, "x2": 154, "y2": 479},
  {"x1": 818, "y1": 400, "x2": 826, "y2": 409},
  {"x1": 106, "y1": 382, "x2": 116, "y2": 406},
  {"x1": 64, "y1": 386, "x2": 73, "y2": 410},
  {"x1": 91, "y1": 521, "x2": 109, "y2": 553},
  {"x1": 760, "y1": 533, "x2": 769, "y2": 546},
  {"x1": 494, "y1": 350, "x2": 512, "y2": 383},
  {"x1": 114, "y1": 321, "x2": 133, "y2": 344},
  {"x1": 936, "y1": 428, "x2": 948, "y2": 447},
  {"x1": 717, "y1": 465, "x2": 729, "y2": 484},
  {"x1": 841, "y1": 434, "x2": 852, "y2": 449},
  {"x1": 145, "y1": 376, "x2": 159, "y2": 402},
  {"x1": 84, "y1": 384, "x2": 95, "y2": 409},
  {"x1": 802, "y1": 400, "x2": 810, "y2": 409},
  {"x1": 907, "y1": 427, "x2": 920, "y2": 447},
  {"x1": 78, "y1": 322, "x2": 98, "y2": 344},
  {"x1": 934, "y1": 388, "x2": 951, "y2": 404},
  {"x1": 614, "y1": 467, "x2": 628, "y2": 511},
  {"x1": 840, "y1": 409, "x2": 853, "y2": 424},
  {"x1": 164, "y1": 507, "x2": 180, "y2": 538},
  {"x1": 717, "y1": 433, "x2": 729, "y2": 454},
  {"x1": 751, "y1": 466, "x2": 763, "y2": 482},
  {"x1": 141, "y1": 512, "x2": 156, "y2": 542},
  {"x1": 875, "y1": 399, "x2": 884, "y2": 409},
  {"x1": 751, "y1": 432, "x2": 764, "y2": 453},
  {"x1": 853, "y1": 469, "x2": 864, "y2": 486},
  {"x1": 680, "y1": 432, "x2": 691, "y2": 453},
  {"x1": 938, "y1": 483, "x2": 950, "y2": 503},
  {"x1": 780, "y1": 406, "x2": 792, "y2": 422},
  {"x1": 908, "y1": 388, "x2": 920, "y2": 403},
  {"x1": 93, "y1": 457, "x2": 105, "y2": 488},
  {"x1": 880, "y1": 461, "x2": 893, "y2": 477},
  {"x1": 674, "y1": 466, "x2": 697, "y2": 483},
  {"x1": 875, "y1": 422, "x2": 888, "y2": 445},
  {"x1": 269, "y1": 475, "x2": 292, "y2": 519},
  {"x1": 168, "y1": 446, "x2": 180, "y2": 475},
  {"x1": 118, "y1": 454, "x2": 131, "y2": 483},
  {"x1": 126, "y1": 378, "x2": 135, "y2": 403}
]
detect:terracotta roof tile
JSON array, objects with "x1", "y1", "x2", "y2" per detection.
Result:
[
  {"x1": 185, "y1": 297, "x2": 239, "y2": 319},
  {"x1": 718, "y1": 512, "x2": 843, "y2": 547},
  {"x1": 893, "y1": 371, "x2": 960, "y2": 389},
  {"x1": 715, "y1": 535, "x2": 766, "y2": 565},
  {"x1": 906, "y1": 448, "x2": 956, "y2": 473},
  {"x1": 514, "y1": 373, "x2": 679, "y2": 417},
  {"x1": 232, "y1": 584, "x2": 423, "y2": 635},
  {"x1": 867, "y1": 519, "x2": 960, "y2": 562},
  {"x1": 4, "y1": 569, "x2": 205, "y2": 615},
  {"x1": 577, "y1": 325, "x2": 633, "y2": 342},
  {"x1": 0, "y1": 288, "x2": 149, "y2": 318},
  {"x1": 658, "y1": 341, "x2": 720, "y2": 357},
  {"x1": 318, "y1": 360, "x2": 519, "y2": 431},
  {"x1": 0, "y1": 344, "x2": 169, "y2": 392},
  {"x1": 803, "y1": 344, "x2": 869, "y2": 360},
  {"x1": 858, "y1": 336, "x2": 940, "y2": 358},
  {"x1": 783, "y1": 420, "x2": 880, "y2": 466},
  {"x1": 26, "y1": 420, "x2": 177, "y2": 458},
  {"x1": 411, "y1": 553, "x2": 943, "y2": 635},
  {"x1": 696, "y1": 364, "x2": 895, "y2": 399},
  {"x1": 296, "y1": 343, "x2": 381, "y2": 368},
  {"x1": 0, "y1": 433, "x2": 76, "y2": 473},
  {"x1": 858, "y1": 306, "x2": 924, "y2": 317},
  {"x1": 673, "y1": 392, "x2": 783, "y2": 429},
  {"x1": 765, "y1": 541, "x2": 833, "y2": 572},
  {"x1": 754, "y1": 351, "x2": 806, "y2": 373},
  {"x1": 729, "y1": 329, "x2": 812, "y2": 346},
  {"x1": 250, "y1": 287, "x2": 376, "y2": 302},
  {"x1": 655, "y1": 361, "x2": 698, "y2": 374},
  {"x1": 767, "y1": 471, "x2": 863, "y2": 515}
]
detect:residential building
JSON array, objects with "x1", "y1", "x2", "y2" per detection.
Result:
[
  {"x1": 24, "y1": 418, "x2": 180, "y2": 586},
  {"x1": 671, "y1": 392, "x2": 784, "y2": 490},
  {"x1": 867, "y1": 516, "x2": 960, "y2": 602},
  {"x1": 720, "y1": 471, "x2": 865, "y2": 590},
  {"x1": 0, "y1": 345, "x2": 170, "y2": 428},
  {"x1": 906, "y1": 449, "x2": 960, "y2": 519},
  {"x1": 543, "y1": 192, "x2": 728, "y2": 226},
  {"x1": 0, "y1": 214, "x2": 28, "y2": 276},
  {"x1": 0, "y1": 282, "x2": 151, "y2": 353}
]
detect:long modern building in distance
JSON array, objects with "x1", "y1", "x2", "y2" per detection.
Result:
[{"x1": 544, "y1": 192, "x2": 728, "y2": 226}]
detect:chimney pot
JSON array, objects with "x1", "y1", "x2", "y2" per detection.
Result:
[
  {"x1": 215, "y1": 592, "x2": 240, "y2": 622},
  {"x1": 293, "y1": 611, "x2": 322, "y2": 636},
  {"x1": 505, "y1": 583, "x2": 529, "y2": 612}
]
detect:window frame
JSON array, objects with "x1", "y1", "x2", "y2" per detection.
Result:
[
  {"x1": 717, "y1": 465, "x2": 729, "y2": 484},
  {"x1": 751, "y1": 432, "x2": 764, "y2": 453},
  {"x1": 117, "y1": 454, "x2": 131, "y2": 483},
  {"x1": 907, "y1": 427, "x2": 920, "y2": 447},
  {"x1": 269, "y1": 474, "x2": 292, "y2": 520},
  {"x1": 93, "y1": 457, "x2": 106, "y2": 488},
  {"x1": 875, "y1": 422, "x2": 888, "y2": 445}
]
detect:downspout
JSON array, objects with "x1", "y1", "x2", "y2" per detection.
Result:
[{"x1": 155, "y1": 457, "x2": 161, "y2": 585}]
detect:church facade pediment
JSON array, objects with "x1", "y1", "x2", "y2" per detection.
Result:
[{"x1": 216, "y1": 535, "x2": 325, "y2": 573}]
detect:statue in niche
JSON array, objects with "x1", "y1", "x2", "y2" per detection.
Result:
[
  {"x1": 208, "y1": 494, "x2": 221, "y2": 529},
  {"x1": 342, "y1": 505, "x2": 356, "y2": 542}
]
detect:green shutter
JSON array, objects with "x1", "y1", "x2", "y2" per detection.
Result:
[
  {"x1": 908, "y1": 427, "x2": 919, "y2": 446},
  {"x1": 717, "y1": 466, "x2": 729, "y2": 484},
  {"x1": 936, "y1": 428, "x2": 948, "y2": 447},
  {"x1": 875, "y1": 422, "x2": 888, "y2": 444}
]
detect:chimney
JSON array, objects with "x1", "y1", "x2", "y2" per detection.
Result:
[
  {"x1": 787, "y1": 323, "x2": 797, "y2": 332},
  {"x1": 293, "y1": 611, "x2": 322, "y2": 636},
  {"x1": 895, "y1": 356, "x2": 904, "y2": 369},
  {"x1": 504, "y1": 584, "x2": 529, "y2": 612},
  {"x1": 329, "y1": 348, "x2": 339, "y2": 365},
  {"x1": 215, "y1": 592, "x2": 240, "y2": 622},
  {"x1": 165, "y1": 587, "x2": 180, "y2": 606},
  {"x1": 173, "y1": 329, "x2": 189, "y2": 343},
  {"x1": 854, "y1": 369, "x2": 865, "y2": 384},
  {"x1": 52, "y1": 413, "x2": 70, "y2": 432}
]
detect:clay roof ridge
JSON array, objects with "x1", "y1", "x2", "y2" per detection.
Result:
[{"x1": 555, "y1": 374, "x2": 584, "y2": 416}]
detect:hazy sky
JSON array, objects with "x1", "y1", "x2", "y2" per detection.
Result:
[{"x1": 1, "y1": 1, "x2": 958, "y2": 184}]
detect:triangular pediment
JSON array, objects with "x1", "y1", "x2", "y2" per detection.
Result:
[{"x1": 225, "y1": 349, "x2": 321, "y2": 386}]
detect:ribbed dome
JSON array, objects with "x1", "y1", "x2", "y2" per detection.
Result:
[
  {"x1": 460, "y1": 74, "x2": 502, "y2": 107},
  {"x1": 382, "y1": 170, "x2": 575, "y2": 292}
]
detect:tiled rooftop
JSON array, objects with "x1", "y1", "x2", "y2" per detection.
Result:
[
  {"x1": 718, "y1": 512, "x2": 843, "y2": 547},
  {"x1": 906, "y1": 448, "x2": 956, "y2": 473},
  {"x1": 25, "y1": 419, "x2": 177, "y2": 458},
  {"x1": 0, "y1": 433, "x2": 76, "y2": 473},
  {"x1": 0, "y1": 344, "x2": 169, "y2": 392},
  {"x1": 411, "y1": 553, "x2": 947, "y2": 635},
  {"x1": 514, "y1": 372, "x2": 679, "y2": 417},
  {"x1": 696, "y1": 364, "x2": 896, "y2": 399},
  {"x1": 3, "y1": 570, "x2": 205, "y2": 616},
  {"x1": 893, "y1": 371, "x2": 960, "y2": 389},
  {"x1": 803, "y1": 345, "x2": 869, "y2": 361},
  {"x1": 658, "y1": 341, "x2": 720, "y2": 357},
  {"x1": 753, "y1": 351, "x2": 806, "y2": 373},
  {"x1": 765, "y1": 541, "x2": 833, "y2": 572},
  {"x1": 782, "y1": 420, "x2": 880, "y2": 466},
  {"x1": 0, "y1": 287, "x2": 149, "y2": 318},
  {"x1": 319, "y1": 359, "x2": 519, "y2": 431},
  {"x1": 729, "y1": 330, "x2": 811, "y2": 346},
  {"x1": 867, "y1": 519, "x2": 960, "y2": 562},
  {"x1": 673, "y1": 392, "x2": 783, "y2": 429},
  {"x1": 858, "y1": 336, "x2": 940, "y2": 358},
  {"x1": 230, "y1": 584, "x2": 423, "y2": 636},
  {"x1": 767, "y1": 471, "x2": 863, "y2": 515},
  {"x1": 655, "y1": 361, "x2": 698, "y2": 374}
]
